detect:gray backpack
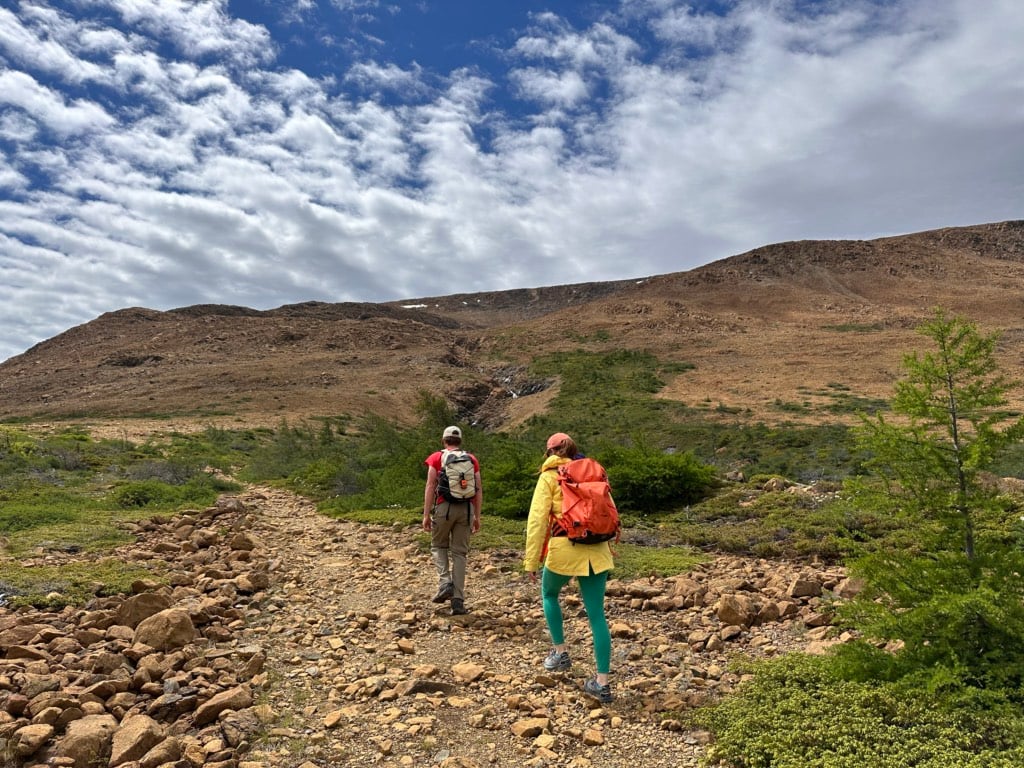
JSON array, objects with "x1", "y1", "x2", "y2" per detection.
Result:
[{"x1": 438, "y1": 450, "x2": 476, "y2": 502}]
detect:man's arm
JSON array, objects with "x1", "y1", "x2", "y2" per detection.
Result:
[{"x1": 423, "y1": 466, "x2": 438, "y2": 531}]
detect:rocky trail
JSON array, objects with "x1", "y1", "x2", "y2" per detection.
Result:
[{"x1": 0, "y1": 486, "x2": 850, "y2": 768}]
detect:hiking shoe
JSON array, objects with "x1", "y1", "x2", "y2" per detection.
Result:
[
  {"x1": 583, "y1": 678, "x2": 614, "y2": 704},
  {"x1": 450, "y1": 598, "x2": 468, "y2": 615},
  {"x1": 543, "y1": 649, "x2": 571, "y2": 672},
  {"x1": 432, "y1": 583, "x2": 454, "y2": 603}
]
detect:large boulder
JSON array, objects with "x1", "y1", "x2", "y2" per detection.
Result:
[
  {"x1": 53, "y1": 714, "x2": 118, "y2": 768},
  {"x1": 193, "y1": 686, "x2": 253, "y2": 726},
  {"x1": 716, "y1": 593, "x2": 758, "y2": 628},
  {"x1": 116, "y1": 592, "x2": 173, "y2": 629},
  {"x1": 132, "y1": 609, "x2": 197, "y2": 651},
  {"x1": 13, "y1": 723, "x2": 54, "y2": 758},
  {"x1": 109, "y1": 714, "x2": 164, "y2": 766}
]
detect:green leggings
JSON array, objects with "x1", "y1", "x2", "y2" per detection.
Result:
[{"x1": 541, "y1": 566, "x2": 611, "y2": 674}]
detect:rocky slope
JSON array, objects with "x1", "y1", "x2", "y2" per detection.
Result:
[
  {"x1": 1, "y1": 220, "x2": 1023, "y2": 431},
  {"x1": 0, "y1": 485, "x2": 850, "y2": 768}
]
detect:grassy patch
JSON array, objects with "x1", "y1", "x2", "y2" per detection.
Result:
[
  {"x1": 612, "y1": 542, "x2": 705, "y2": 579},
  {"x1": 0, "y1": 426, "x2": 244, "y2": 605},
  {"x1": 0, "y1": 558, "x2": 159, "y2": 608},
  {"x1": 2, "y1": 510, "x2": 139, "y2": 556},
  {"x1": 662, "y1": 482, "x2": 873, "y2": 561},
  {"x1": 567, "y1": 329, "x2": 612, "y2": 343}
]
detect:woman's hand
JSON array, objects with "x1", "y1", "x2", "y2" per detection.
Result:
[{"x1": 527, "y1": 570, "x2": 538, "y2": 584}]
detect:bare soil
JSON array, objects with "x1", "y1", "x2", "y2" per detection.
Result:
[{"x1": 235, "y1": 484, "x2": 835, "y2": 768}]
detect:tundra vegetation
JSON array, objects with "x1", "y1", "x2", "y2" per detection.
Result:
[
  {"x1": 694, "y1": 311, "x2": 1024, "y2": 767},
  {"x1": 1, "y1": 311, "x2": 1023, "y2": 764}
]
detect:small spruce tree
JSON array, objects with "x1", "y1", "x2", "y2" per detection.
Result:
[{"x1": 838, "y1": 310, "x2": 1024, "y2": 690}]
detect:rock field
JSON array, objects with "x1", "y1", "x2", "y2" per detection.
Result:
[{"x1": 0, "y1": 486, "x2": 852, "y2": 767}]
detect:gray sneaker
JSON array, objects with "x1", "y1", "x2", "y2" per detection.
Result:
[
  {"x1": 583, "y1": 677, "x2": 613, "y2": 704},
  {"x1": 543, "y1": 649, "x2": 571, "y2": 672}
]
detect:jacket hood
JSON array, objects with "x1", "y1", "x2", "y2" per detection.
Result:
[{"x1": 541, "y1": 454, "x2": 572, "y2": 472}]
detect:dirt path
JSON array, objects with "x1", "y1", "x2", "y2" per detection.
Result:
[{"x1": 228, "y1": 485, "x2": 832, "y2": 768}]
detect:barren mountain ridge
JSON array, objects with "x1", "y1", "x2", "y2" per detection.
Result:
[{"x1": 2, "y1": 220, "x2": 1023, "y2": 434}]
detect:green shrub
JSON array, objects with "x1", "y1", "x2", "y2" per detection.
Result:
[
  {"x1": 472, "y1": 441, "x2": 538, "y2": 519},
  {"x1": 109, "y1": 475, "x2": 237, "y2": 510},
  {"x1": 603, "y1": 446, "x2": 718, "y2": 515},
  {"x1": 694, "y1": 654, "x2": 1024, "y2": 768},
  {"x1": 238, "y1": 420, "x2": 323, "y2": 481},
  {"x1": 128, "y1": 459, "x2": 201, "y2": 485},
  {"x1": 110, "y1": 480, "x2": 176, "y2": 508}
]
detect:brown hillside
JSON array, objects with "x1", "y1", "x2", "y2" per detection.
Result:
[{"x1": 2, "y1": 220, "x2": 1023, "y2": 436}]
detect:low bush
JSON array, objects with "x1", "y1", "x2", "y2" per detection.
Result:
[
  {"x1": 693, "y1": 654, "x2": 1024, "y2": 768},
  {"x1": 603, "y1": 446, "x2": 718, "y2": 515},
  {"x1": 109, "y1": 474, "x2": 238, "y2": 510}
]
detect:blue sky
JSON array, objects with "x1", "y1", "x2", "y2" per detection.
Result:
[{"x1": 1, "y1": 0, "x2": 1022, "y2": 363}]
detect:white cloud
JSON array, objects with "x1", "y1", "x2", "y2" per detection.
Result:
[
  {"x1": 0, "y1": 71, "x2": 115, "y2": 136},
  {"x1": 345, "y1": 60, "x2": 426, "y2": 96},
  {"x1": 106, "y1": 0, "x2": 274, "y2": 66},
  {"x1": 510, "y1": 67, "x2": 589, "y2": 108},
  {"x1": 0, "y1": 0, "x2": 1021, "y2": 362},
  {"x1": 0, "y1": 5, "x2": 109, "y2": 84}
]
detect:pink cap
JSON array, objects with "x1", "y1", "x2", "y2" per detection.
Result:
[{"x1": 546, "y1": 432, "x2": 572, "y2": 450}]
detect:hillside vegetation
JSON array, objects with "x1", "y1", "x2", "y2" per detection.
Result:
[{"x1": 3, "y1": 221, "x2": 1024, "y2": 767}]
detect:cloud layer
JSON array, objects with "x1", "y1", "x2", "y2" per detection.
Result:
[{"x1": 1, "y1": 0, "x2": 1022, "y2": 361}]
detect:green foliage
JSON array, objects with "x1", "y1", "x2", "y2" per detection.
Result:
[
  {"x1": 842, "y1": 310, "x2": 1024, "y2": 690},
  {"x1": 694, "y1": 654, "x2": 1024, "y2": 768},
  {"x1": 246, "y1": 398, "x2": 460, "y2": 512},
  {"x1": 239, "y1": 351, "x2": 870, "y2": 532},
  {"x1": 0, "y1": 426, "x2": 241, "y2": 605},
  {"x1": 524, "y1": 349, "x2": 689, "y2": 447},
  {"x1": 0, "y1": 558, "x2": 158, "y2": 608},
  {"x1": 707, "y1": 422, "x2": 862, "y2": 483},
  {"x1": 0, "y1": 488, "x2": 101, "y2": 532},
  {"x1": 473, "y1": 440, "x2": 538, "y2": 518},
  {"x1": 239, "y1": 419, "x2": 326, "y2": 482},
  {"x1": 161, "y1": 425, "x2": 270, "y2": 473},
  {"x1": 611, "y1": 542, "x2": 704, "y2": 579},
  {"x1": 668, "y1": 485, "x2": 865, "y2": 560},
  {"x1": 602, "y1": 445, "x2": 718, "y2": 515},
  {"x1": 109, "y1": 474, "x2": 236, "y2": 509}
]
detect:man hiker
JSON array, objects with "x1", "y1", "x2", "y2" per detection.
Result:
[{"x1": 422, "y1": 425, "x2": 482, "y2": 615}]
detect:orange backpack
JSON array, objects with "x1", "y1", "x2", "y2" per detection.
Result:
[{"x1": 551, "y1": 457, "x2": 621, "y2": 545}]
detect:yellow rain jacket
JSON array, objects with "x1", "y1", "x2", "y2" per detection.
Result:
[{"x1": 523, "y1": 454, "x2": 614, "y2": 576}]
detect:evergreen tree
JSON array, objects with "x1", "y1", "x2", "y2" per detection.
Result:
[{"x1": 838, "y1": 310, "x2": 1024, "y2": 690}]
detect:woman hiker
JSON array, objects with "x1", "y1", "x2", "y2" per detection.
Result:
[{"x1": 522, "y1": 432, "x2": 615, "y2": 703}]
